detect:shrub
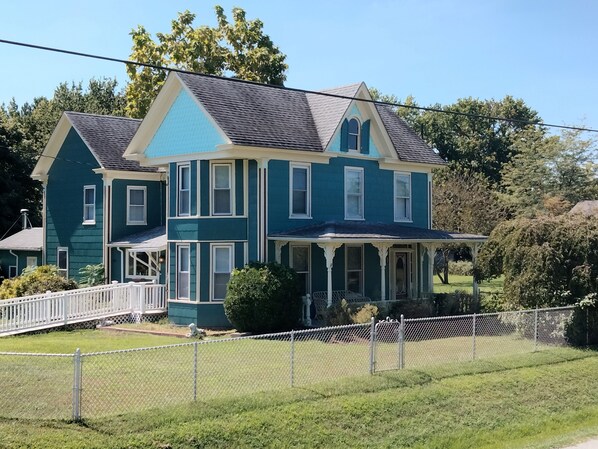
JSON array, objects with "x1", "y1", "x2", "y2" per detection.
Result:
[
  {"x1": 448, "y1": 260, "x2": 474, "y2": 276},
  {"x1": 78, "y1": 264, "x2": 105, "y2": 287},
  {"x1": 326, "y1": 300, "x2": 379, "y2": 326},
  {"x1": 0, "y1": 265, "x2": 78, "y2": 299},
  {"x1": 224, "y1": 262, "x2": 302, "y2": 333}
]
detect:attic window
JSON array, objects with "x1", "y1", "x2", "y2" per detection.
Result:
[{"x1": 348, "y1": 118, "x2": 360, "y2": 151}]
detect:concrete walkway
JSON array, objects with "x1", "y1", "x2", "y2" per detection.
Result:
[{"x1": 564, "y1": 438, "x2": 598, "y2": 448}]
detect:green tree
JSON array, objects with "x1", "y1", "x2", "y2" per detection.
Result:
[{"x1": 126, "y1": 6, "x2": 288, "y2": 118}]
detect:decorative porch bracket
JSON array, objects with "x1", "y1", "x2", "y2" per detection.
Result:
[
  {"x1": 317, "y1": 242, "x2": 342, "y2": 307},
  {"x1": 372, "y1": 243, "x2": 393, "y2": 301},
  {"x1": 421, "y1": 243, "x2": 439, "y2": 297},
  {"x1": 274, "y1": 240, "x2": 289, "y2": 264}
]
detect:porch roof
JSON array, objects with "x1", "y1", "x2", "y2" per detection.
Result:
[
  {"x1": 108, "y1": 226, "x2": 166, "y2": 252},
  {"x1": 268, "y1": 222, "x2": 486, "y2": 244},
  {"x1": 0, "y1": 228, "x2": 43, "y2": 251}
]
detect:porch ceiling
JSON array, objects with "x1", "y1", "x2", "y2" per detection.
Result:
[{"x1": 268, "y1": 221, "x2": 487, "y2": 244}]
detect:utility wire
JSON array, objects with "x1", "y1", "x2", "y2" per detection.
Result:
[
  {"x1": 1, "y1": 38, "x2": 597, "y2": 134},
  {"x1": 0, "y1": 144, "x2": 98, "y2": 168}
]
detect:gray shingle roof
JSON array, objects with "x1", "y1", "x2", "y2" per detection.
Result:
[
  {"x1": 109, "y1": 226, "x2": 166, "y2": 251},
  {"x1": 0, "y1": 228, "x2": 43, "y2": 251},
  {"x1": 66, "y1": 112, "x2": 156, "y2": 172},
  {"x1": 269, "y1": 222, "x2": 486, "y2": 242},
  {"x1": 176, "y1": 73, "x2": 444, "y2": 165}
]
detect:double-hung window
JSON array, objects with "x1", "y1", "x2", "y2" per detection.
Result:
[
  {"x1": 57, "y1": 247, "x2": 68, "y2": 278},
  {"x1": 291, "y1": 245, "x2": 310, "y2": 296},
  {"x1": 178, "y1": 164, "x2": 191, "y2": 217},
  {"x1": 83, "y1": 185, "x2": 95, "y2": 224},
  {"x1": 212, "y1": 244, "x2": 233, "y2": 301},
  {"x1": 344, "y1": 167, "x2": 364, "y2": 220},
  {"x1": 394, "y1": 173, "x2": 412, "y2": 221},
  {"x1": 212, "y1": 163, "x2": 232, "y2": 215},
  {"x1": 177, "y1": 245, "x2": 190, "y2": 299},
  {"x1": 127, "y1": 186, "x2": 147, "y2": 225},
  {"x1": 290, "y1": 163, "x2": 310, "y2": 217},
  {"x1": 346, "y1": 245, "x2": 363, "y2": 294}
]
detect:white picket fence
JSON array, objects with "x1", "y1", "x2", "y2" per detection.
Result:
[{"x1": 0, "y1": 282, "x2": 167, "y2": 336}]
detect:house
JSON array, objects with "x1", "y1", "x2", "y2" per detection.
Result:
[
  {"x1": 0, "y1": 211, "x2": 42, "y2": 280},
  {"x1": 31, "y1": 112, "x2": 167, "y2": 284},
  {"x1": 123, "y1": 72, "x2": 486, "y2": 327}
]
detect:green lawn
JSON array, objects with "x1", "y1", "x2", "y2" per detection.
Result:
[
  {"x1": 434, "y1": 274, "x2": 504, "y2": 294},
  {"x1": 0, "y1": 349, "x2": 597, "y2": 448}
]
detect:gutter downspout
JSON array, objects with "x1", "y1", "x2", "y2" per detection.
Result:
[
  {"x1": 9, "y1": 250, "x2": 18, "y2": 277},
  {"x1": 116, "y1": 247, "x2": 125, "y2": 283}
]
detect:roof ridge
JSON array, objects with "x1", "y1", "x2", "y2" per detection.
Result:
[
  {"x1": 319, "y1": 82, "x2": 363, "y2": 93},
  {"x1": 64, "y1": 111, "x2": 141, "y2": 122}
]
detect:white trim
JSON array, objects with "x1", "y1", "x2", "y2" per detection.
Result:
[
  {"x1": 210, "y1": 243, "x2": 234, "y2": 302},
  {"x1": 344, "y1": 166, "x2": 365, "y2": 220},
  {"x1": 290, "y1": 243, "x2": 311, "y2": 296},
  {"x1": 176, "y1": 244, "x2": 191, "y2": 300},
  {"x1": 57, "y1": 247, "x2": 69, "y2": 279},
  {"x1": 210, "y1": 161, "x2": 234, "y2": 216},
  {"x1": 94, "y1": 169, "x2": 165, "y2": 182},
  {"x1": 82, "y1": 185, "x2": 96, "y2": 225},
  {"x1": 126, "y1": 186, "x2": 147, "y2": 225},
  {"x1": 125, "y1": 249, "x2": 159, "y2": 280},
  {"x1": 289, "y1": 162, "x2": 312, "y2": 219},
  {"x1": 177, "y1": 163, "x2": 191, "y2": 217},
  {"x1": 347, "y1": 117, "x2": 361, "y2": 153},
  {"x1": 345, "y1": 244, "x2": 364, "y2": 294},
  {"x1": 394, "y1": 172, "x2": 412, "y2": 222}
]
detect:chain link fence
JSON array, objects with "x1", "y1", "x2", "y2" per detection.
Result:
[{"x1": 0, "y1": 306, "x2": 580, "y2": 420}]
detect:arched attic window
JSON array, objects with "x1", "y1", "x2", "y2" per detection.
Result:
[
  {"x1": 348, "y1": 118, "x2": 360, "y2": 151},
  {"x1": 341, "y1": 117, "x2": 370, "y2": 154}
]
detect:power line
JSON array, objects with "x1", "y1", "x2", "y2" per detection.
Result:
[
  {"x1": 0, "y1": 38, "x2": 597, "y2": 133},
  {"x1": 0, "y1": 144, "x2": 98, "y2": 168}
]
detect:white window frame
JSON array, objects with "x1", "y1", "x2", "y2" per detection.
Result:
[
  {"x1": 177, "y1": 163, "x2": 191, "y2": 217},
  {"x1": 176, "y1": 245, "x2": 190, "y2": 300},
  {"x1": 26, "y1": 257, "x2": 37, "y2": 268},
  {"x1": 83, "y1": 185, "x2": 95, "y2": 224},
  {"x1": 345, "y1": 244, "x2": 364, "y2": 294},
  {"x1": 289, "y1": 162, "x2": 311, "y2": 218},
  {"x1": 127, "y1": 186, "x2": 147, "y2": 225},
  {"x1": 290, "y1": 244, "x2": 311, "y2": 296},
  {"x1": 344, "y1": 167, "x2": 365, "y2": 220},
  {"x1": 8, "y1": 265, "x2": 17, "y2": 278},
  {"x1": 57, "y1": 247, "x2": 68, "y2": 278},
  {"x1": 126, "y1": 250, "x2": 159, "y2": 279},
  {"x1": 394, "y1": 172, "x2": 412, "y2": 222},
  {"x1": 211, "y1": 243, "x2": 234, "y2": 301},
  {"x1": 347, "y1": 117, "x2": 361, "y2": 152},
  {"x1": 211, "y1": 162, "x2": 234, "y2": 216}
]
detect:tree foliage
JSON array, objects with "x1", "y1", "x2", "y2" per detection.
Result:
[
  {"x1": 476, "y1": 215, "x2": 598, "y2": 309},
  {"x1": 0, "y1": 265, "x2": 78, "y2": 299},
  {"x1": 126, "y1": 6, "x2": 288, "y2": 118}
]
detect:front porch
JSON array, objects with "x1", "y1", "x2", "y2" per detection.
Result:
[{"x1": 269, "y1": 221, "x2": 486, "y2": 324}]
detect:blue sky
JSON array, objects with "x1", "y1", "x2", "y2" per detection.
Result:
[{"x1": 1, "y1": 0, "x2": 596, "y2": 129}]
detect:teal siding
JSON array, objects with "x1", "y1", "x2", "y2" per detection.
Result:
[
  {"x1": 234, "y1": 242, "x2": 244, "y2": 268},
  {"x1": 145, "y1": 89, "x2": 226, "y2": 158},
  {"x1": 364, "y1": 244, "x2": 381, "y2": 300},
  {"x1": 168, "y1": 301, "x2": 230, "y2": 328},
  {"x1": 111, "y1": 179, "x2": 165, "y2": 241},
  {"x1": 190, "y1": 160, "x2": 198, "y2": 216},
  {"x1": 190, "y1": 244, "x2": 197, "y2": 300},
  {"x1": 169, "y1": 218, "x2": 247, "y2": 241},
  {"x1": 169, "y1": 242, "x2": 176, "y2": 299},
  {"x1": 200, "y1": 161, "x2": 209, "y2": 216},
  {"x1": 248, "y1": 161, "x2": 258, "y2": 261},
  {"x1": 169, "y1": 164, "x2": 177, "y2": 218},
  {"x1": 46, "y1": 128, "x2": 103, "y2": 280},
  {"x1": 0, "y1": 250, "x2": 41, "y2": 279},
  {"x1": 199, "y1": 242, "x2": 210, "y2": 302},
  {"x1": 235, "y1": 160, "x2": 244, "y2": 215}
]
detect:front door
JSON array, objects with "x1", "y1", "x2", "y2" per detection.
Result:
[{"x1": 391, "y1": 251, "x2": 411, "y2": 300}]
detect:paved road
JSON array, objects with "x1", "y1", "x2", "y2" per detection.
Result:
[{"x1": 564, "y1": 438, "x2": 598, "y2": 448}]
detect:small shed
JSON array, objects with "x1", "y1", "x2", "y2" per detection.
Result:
[{"x1": 0, "y1": 228, "x2": 43, "y2": 280}]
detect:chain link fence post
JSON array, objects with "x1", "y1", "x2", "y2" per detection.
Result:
[
  {"x1": 472, "y1": 313, "x2": 477, "y2": 360},
  {"x1": 72, "y1": 348, "x2": 82, "y2": 421},
  {"x1": 290, "y1": 330, "x2": 295, "y2": 387},
  {"x1": 193, "y1": 341, "x2": 198, "y2": 401},
  {"x1": 369, "y1": 317, "x2": 376, "y2": 375},
  {"x1": 533, "y1": 308, "x2": 538, "y2": 352},
  {"x1": 399, "y1": 314, "x2": 405, "y2": 370}
]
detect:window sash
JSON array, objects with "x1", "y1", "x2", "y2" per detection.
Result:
[
  {"x1": 291, "y1": 245, "x2": 310, "y2": 296},
  {"x1": 348, "y1": 118, "x2": 360, "y2": 151},
  {"x1": 178, "y1": 165, "x2": 191, "y2": 216},
  {"x1": 212, "y1": 164, "x2": 232, "y2": 215},
  {"x1": 394, "y1": 173, "x2": 412, "y2": 221},
  {"x1": 57, "y1": 248, "x2": 68, "y2": 278},
  {"x1": 177, "y1": 246, "x2": 190, "y2": 299},
  {"x1": 212, "y1": 245, "x2": 232, "y2": 301},
  {"x1": 346, "y1": 245, "x2": 363, "y2": 294},
  {"x1": 83, "y1": 186, "x2": 95, "y2": 223},
  {"x1": 127, "y1": 187, "x2": 147, "y2": 224},
  {"x1": 290, "y1": 164, "x2": 310, "y2": 217},
  {"x1": 345, "y1": 168, "x2": 364, "y2": 219}
]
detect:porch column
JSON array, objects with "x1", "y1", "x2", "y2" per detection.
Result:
[
  {"x1": 372, "y1": 243, "x2": 392, "y2": 301},
  {"x1": 422, "y1": 243, "x2": 439, "y2": 297},
  {"x1": 469, "y1": 243, "x2": 481, "y2": 300},
  {"x1": 317, "y1": 242, "x2": 341, "y2": 307},
  {"x1": 274, "y1": 240, "x2": 289, "y2": 264}
]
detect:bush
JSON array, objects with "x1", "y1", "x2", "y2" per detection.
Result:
[
  {"x1": 78, "y1": 264, "x2": 105, "y2": 287},
  {"x1": 448, "y1": 260, "x2": 474, "y2": 276},
  {"x1": 0, "y1": 265, "x2": 78, "y2": 299},
  {"x1": 384, "y1": 291, "x2": 479, "y2": 319},
  {"x1": 224, "y1": 262, "x2": 302, "y2": 333},
  {"x1": 326, "y1": 300, "x2": 379, "y2": 326}
]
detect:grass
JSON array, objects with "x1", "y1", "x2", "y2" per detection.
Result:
[
  {"x1": 434, "y1": 274, "x2": 504, "y2": 294},
  {"x1": 0, "y1": 348, "x2": 597, "y2": 448}
]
